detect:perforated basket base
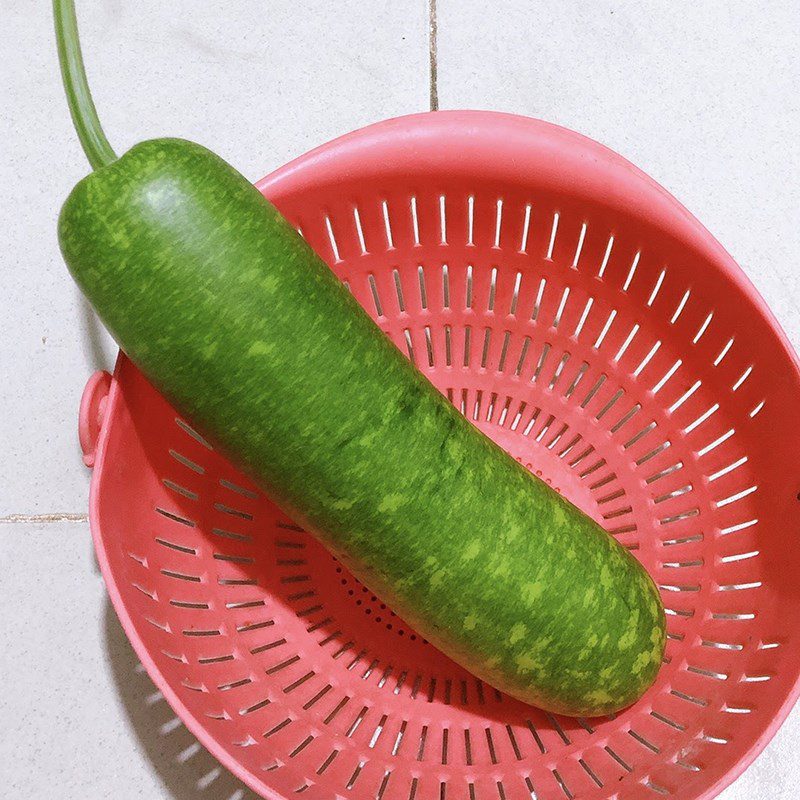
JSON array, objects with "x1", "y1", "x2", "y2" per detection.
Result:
[{"x1": 83, "y1": 112, "x2": 800, "y2": 800}]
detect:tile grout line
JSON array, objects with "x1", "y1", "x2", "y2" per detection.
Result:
[
  {"x1": 429, "y1": 0, "x2": 438, "y2": 111},
  {"x1": 0, "y1": 513, "x2": 89, "y2": 524}
]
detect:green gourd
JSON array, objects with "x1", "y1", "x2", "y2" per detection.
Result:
[{"x1": 54, "y1": 0, "x2": 665, "y2": 715}]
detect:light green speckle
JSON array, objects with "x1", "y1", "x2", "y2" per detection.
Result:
[
  {"x1": 583, "y1": 689, "x2": 613, "y2": 706},
  {"x1": 550, "y1": 502, "x2": 569, "y2": 528},
  {"x1": 463, "y1": 540, "x2": 482, "y2": 560},
  {"x1": 430, "y1": 568, "x2": 447, "y2": 589},
  {"x1": 509, "y1": 622, "x2": 527, "y2": 645},
  {"x1": 358, "y1": 430, "x2": 379, "y2": 448},
  {"x1": 260, "y1": 274, "x2": 279, "y2": 292},
  {"x1": 632, "y1": 650, "x2": 653, "y2": 674},
  {"x1": 377, "y1": 493, "x2": 405, "y2": 513},
  {"x1": 505, "y1": 523, "x2": 523, "y2": 541},
  {"x1": 522, "y1": 581, "x2": 544, "y2": 604},
  {"x1": 492, "y1": 561, "x2": 511, "y2": 578},
  {"x1": 617, "y1": 610, "x2": 640, "y2": 651},
  {"x1": 600, "y1": 564, "x2": 613, "y2": 589},
  {"x1": 463, "y1": 613, "x2": 478, "y2": 631},
  {"x1": 514, "y1": 652, "x2": 540, "y2": 673},
  {"x1": 650, "y1": 626, "x2": 663, "y2": 645},
  {"x1": 444, "y1": 438, "x2": 464, "y2": 461},
  {"x1": 201, "y1": 341, "x2": 218, "y2": 360},
  {"x1": 247, "y1": 340, "x2": 274, "y2": 357}
]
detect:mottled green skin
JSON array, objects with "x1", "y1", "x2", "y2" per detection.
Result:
[{"x1": 59, "y1": 139, "x2": 665, "y2": 715}]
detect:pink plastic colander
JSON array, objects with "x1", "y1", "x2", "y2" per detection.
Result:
[{"x1": 79, "y1": 111, "x2": 800, "y2": 800}]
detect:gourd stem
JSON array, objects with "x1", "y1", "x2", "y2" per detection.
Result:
[{"x1": 54, "y1": 0, "x2": 117, "y2": 170}]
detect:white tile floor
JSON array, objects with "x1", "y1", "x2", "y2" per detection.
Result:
[{"x1": 1, "y1": 1, "x2": 798, "y2": 797}]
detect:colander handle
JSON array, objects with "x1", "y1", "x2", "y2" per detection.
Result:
[{"x1": 79, "y1": 370, "x2": 112, "y2": 468}]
